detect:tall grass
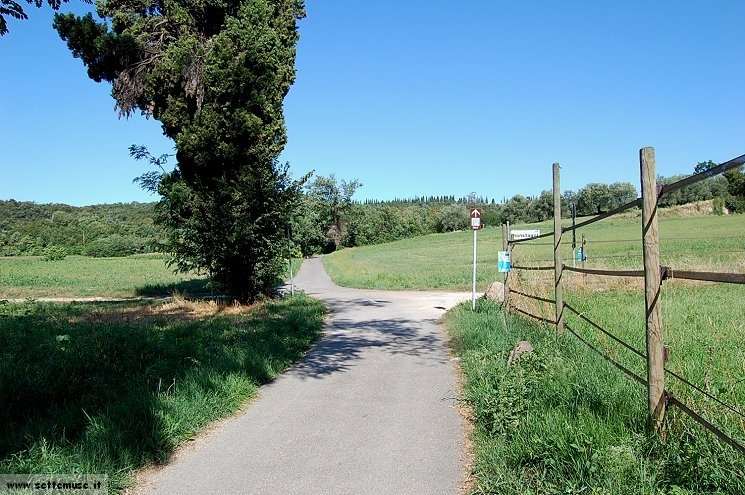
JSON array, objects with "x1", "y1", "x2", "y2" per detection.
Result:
[
  {"x1": 447, "y1": 300, "x2": 744, "y2": 494},
  {"x1": 0, "y1": 295, "x2": 325, "y2": 492}
]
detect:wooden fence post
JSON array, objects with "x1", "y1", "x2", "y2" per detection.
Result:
[
  {"x1": 640, "y1": 146, "x2": 666, "y2": 434},
  {"x1": 502, "y1": 223, "x2": 510, "y2": 308},
  {"x1": 553, "y1": 163, "x2": 564, "y2": 332},
  {"x1": 502, "y1": 224, "x2": 510, "y2": 310}
]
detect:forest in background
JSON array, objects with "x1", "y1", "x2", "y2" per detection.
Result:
[{"x1": 1, "y1": 164, "x2": 740, "y2": 258}]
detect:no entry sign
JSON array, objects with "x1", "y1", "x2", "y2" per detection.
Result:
[{"x1": 470, "y1": 208, "x2": 482, "y2": 230}]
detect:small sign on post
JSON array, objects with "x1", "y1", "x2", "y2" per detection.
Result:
[
  {"x1": 498, "y1": 251, "x2": 511, "y2": 272},
  {"x1": 470, "y1": 208, "x2": 482, "y2": 230}
]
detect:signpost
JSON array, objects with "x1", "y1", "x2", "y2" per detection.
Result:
[{"x1": 470, "y1": 208, "x2": 482, "y2": 310}]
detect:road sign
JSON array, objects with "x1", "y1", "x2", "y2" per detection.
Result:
[
  {"x1": 510, "y1": 229, "x2": 540, "y2": 241},
  {"x1": 470, "y1": 208, "x2": 482, "y2": 230},
  {"x1": 498, "y1": 251, "x2": 511, "y2": 272}
]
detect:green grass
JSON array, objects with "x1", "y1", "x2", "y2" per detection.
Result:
[
  {"x1": 448, "y1": 300, "x2": 744, "y2": 494},
  {"x1": 0, "y1": 295, "x2": 325, "y2": 493},
  {"x1": 323, "y1": 214, "x2": 745, "y2": 291},
  {"x1": 0, "y1": 255, "x2": 207, "y2": 299},
  {"x1": 0, "y1": 255, "x2": 303, "y2": 299}
]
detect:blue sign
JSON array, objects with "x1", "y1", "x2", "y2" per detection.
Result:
[
  {"x1": 498, "y1": 251, "x2": 511, "y2": 272},
  {"x1": 575, "y1": 247, "x2": 587, "y2": 262}
]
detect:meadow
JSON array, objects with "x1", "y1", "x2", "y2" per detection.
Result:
[
  {"x1": 323, "y1": 212, "x2": 745, "y2": 291},
  {"x1": 0, "y1": 255, "x2": 303, "y2": 299},
  {"x1": 325, "y1": 211, "x2": 745, "y2": 493},
  {"x1": 0, "y1": 295, "x2": 325, "y2": 492}
]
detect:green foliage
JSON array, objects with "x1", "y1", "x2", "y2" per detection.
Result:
[
  {"x1": 292, "y1": 175, "x2": 361, "y2": 254},
  {"x1": 436, "y1": 204, "x2": 469, "y2": 232},
  {"x1": 0, "y1": 295, "x2": 325, "y2": 492},
  {"x1": 575, "y1": 182, "x2": 637, "y2": 215},
  {"x1": 82, "y1": 234, "x2": 148, "y2": 257},
  {"x1": 713, "y1": 196, "x2": 726, "y2": 215},
  {"x1": 724, "y1": 166, "x2": 745, "y2": 212},
  {"x1": 42, "y1": 245, "x2": 66, "y2": 261},
  {"x1": 0, "y1": 200, "x2": 161, "y2": 257},
  {"x1": 55, "y1": 0, "x2": 306, "y2": 301},
  {"x1": 658, "y1": 175, "x2": 728, "y2": 208}
]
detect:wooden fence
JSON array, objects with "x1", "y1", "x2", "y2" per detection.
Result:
[{"x1": 502, "y1": 148, "x2": 745, "y2": 453}]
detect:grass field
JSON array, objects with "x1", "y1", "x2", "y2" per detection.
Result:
[
  {"x1": 448, "y1": 300, "x2": 744, "y2": 494},
  {"x1": 323, "y1": 213, "x2": 745, "y2": 291},
  {"x1": 0, "y1": 295, "x2": 325, "y2": 493},
  {"x1": 325, "y1": 212, "x2": 745, "y2": 492},
  {"x1": 0, "y1": 255, "x2": 303, "y2": 299}
]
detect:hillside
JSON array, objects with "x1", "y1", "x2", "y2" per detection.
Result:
[{"x1": 0, "y1": 200, "x2": 162, "y2": 257}]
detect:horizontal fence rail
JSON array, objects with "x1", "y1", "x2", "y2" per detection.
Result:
[
  {"x1": 659, "y1": 153, "x2": 745, "y2": 198},
  {"x1": 563, "y1": 265, "x2": 645, "y2": 278},
  {"x1": 511, "y1": 306, "x2": 555, "y2": 325},
  {"x1": 564, "y1": 323, "x2": 647, "y2": 386},
  {"x1": 564, "y1": 303, "x2": 645, "y2": 359},
  {"x1": 563, "y1": 198, "x2": 642, "y2": 233},
  {"x1": 510, "y1": 289, "x2": 555, "y2": 304},
  {"x1": 664, "y1": 268, "x2": 745, "y2": 285},
  {"x1": 511, "y1": 264, "x2": 555, "y2": 271},
  {"x1": 667, "y1": 394, "x2": 745, "y2": 456}
]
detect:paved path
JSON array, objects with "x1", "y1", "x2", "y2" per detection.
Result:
[{"x1": 137, "y1": 257, "x2": 470, "y2": 495}]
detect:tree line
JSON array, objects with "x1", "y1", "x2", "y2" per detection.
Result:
[
  {"x1": 1, "y1": 163, "x2": 742, "y2": 262},
  {"x1": 288, "y1": 163, "x2": 741, "y2": 256}
]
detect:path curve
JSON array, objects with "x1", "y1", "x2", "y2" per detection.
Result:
[{"x1": 136, "y1": 257, "x2": 471, "y2": 495}]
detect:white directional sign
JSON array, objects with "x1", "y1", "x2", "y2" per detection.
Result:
[
  {"x1": 470, "y1": 208, "x2": 482, "y2": 230},
  {"x1": 510, "y1": 229, "x2": 540, "y2": 241}
]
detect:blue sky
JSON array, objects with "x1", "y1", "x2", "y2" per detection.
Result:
[{"x1": 1, "y1": 1, "x2": 744, "y2": 206}]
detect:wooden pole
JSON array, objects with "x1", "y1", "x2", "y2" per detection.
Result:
[
  {"x1": 501, "y1": 224, "x2": 508, "y2": 307},
  {"x1": 552, "y1": 163, "x2": 564, "y2": 332},
  {"x1": 640, "y1": 146, "x2": 665, "y2": 434},
  {"x1": 506, "y1": 222, "x2": 512, "y2": 308}
]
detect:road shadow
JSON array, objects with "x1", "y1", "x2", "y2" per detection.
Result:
[{"x1": 289, "y1": 312, "x2": 445, "y2": 379}]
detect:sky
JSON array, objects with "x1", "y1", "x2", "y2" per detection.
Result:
[{"x1": 1, "y1": 1, "x2": 744, "y2": 206}]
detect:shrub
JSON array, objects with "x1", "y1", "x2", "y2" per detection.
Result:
[
  {"x1": 42, "y1": 245, "x2": 67, "y2": 261},
  {"x1": 83, "y1": 235, "x2": 146, "y2": 257},
  {"x1": 437, "y1": 205, "x2": 468, "y2": 232}
]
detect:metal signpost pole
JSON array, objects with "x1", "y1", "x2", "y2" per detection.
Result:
[{"x1": 472, "y1": 227, "x2": 477, "y2": 310}]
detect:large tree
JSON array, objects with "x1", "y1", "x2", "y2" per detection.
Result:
[{"x1": 54, "y1": 0, "x2": 306, "y2": 301}]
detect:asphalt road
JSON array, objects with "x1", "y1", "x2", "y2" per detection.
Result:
[{"x1": 137, "y1": 257, "x2": 470, "y2": 495}]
